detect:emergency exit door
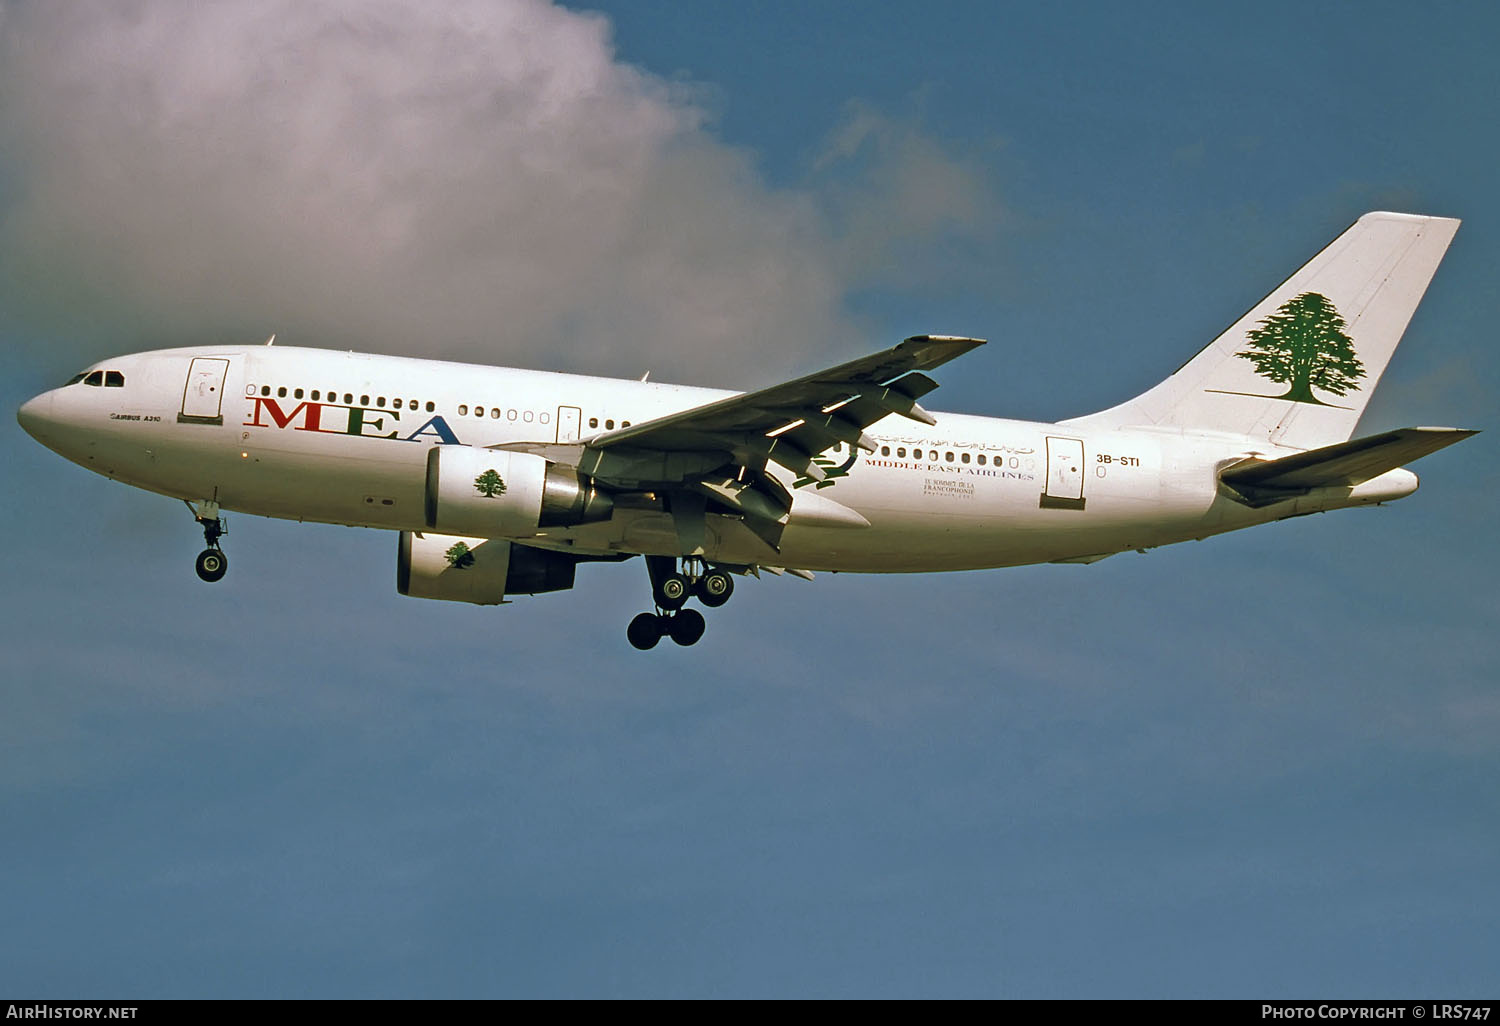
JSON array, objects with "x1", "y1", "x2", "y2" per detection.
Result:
[{"x1": 556, "y1": 405, "x2": 582, "y2": 443}]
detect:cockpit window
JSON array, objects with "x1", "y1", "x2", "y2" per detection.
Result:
[
  {"x1": 65, "y1": 373, "x2": 87, "y2": 386},
  {"x1": 105, "y1": 371, "x2": 125, "y2": 387},
  {"x1": 84, "y1": 371, "x2": 104, "y2": 386}
]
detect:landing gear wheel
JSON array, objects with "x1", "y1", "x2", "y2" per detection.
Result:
[
  {"x1": 697, "y1": 570, "x2": 734, "y2": 608},
  {"x1": 655, "y1": 573, "x2": 691, "y2": 611},
  {"x1": 195, "y1": 548, "x2": 228, "y2": 583},
  {"x1": 627, "y1": 612, "x2": 664, "y2": 650},
  {"x1": 668, "y1": 608, "x2": 706, "y2": 647}
]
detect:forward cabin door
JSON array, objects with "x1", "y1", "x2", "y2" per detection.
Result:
[
  {"x1": 556, "y1": 405, "x2": 582, "y2": 443},
  {"x1": 179, "y1": 357, "x2": 229, "y2": 424},
  {"x1": 1041, "y1": 435, "x2": 1086, "y2": 510}
]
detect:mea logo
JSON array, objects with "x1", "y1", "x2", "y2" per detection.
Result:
[
  {"x1": 473, "y1": 469, "x2": 506, "y2": 497},
  {"x1": 1232, "y1": 291, "x2": 1366, "y2": 405},
  {"x1": 445, "y1": 541, "x2": 476, "y2": 570},
  {"x1": 243, "y1": 397, "x2": 462, "y2": 444}
]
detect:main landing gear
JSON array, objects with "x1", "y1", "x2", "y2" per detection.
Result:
[
  {"x1": 187, "y1": 500, "x2": 228, "y2": 583},
  {"x1": 626, "y1": 556, "x2": 737, "y2": 650}
]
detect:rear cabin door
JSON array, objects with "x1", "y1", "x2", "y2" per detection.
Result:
[
  {"x1": 1041, "y1": 435, "x2": 1086, "y2": 510},
  {"x1": 179, "y1": 358, "x2": 229, "y2": 424}
]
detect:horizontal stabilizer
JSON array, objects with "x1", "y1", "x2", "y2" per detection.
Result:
[{"x1": 1221, "y1": 426, "x2": 1477, "y2": 494}]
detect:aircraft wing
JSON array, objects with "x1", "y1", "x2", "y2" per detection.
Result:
[
  {"x1": 577, "y1": 335, "x2": 984, "y2": 483},
  {"x1": 489, "y1": 335, "x2": 984, "y2": 554}
]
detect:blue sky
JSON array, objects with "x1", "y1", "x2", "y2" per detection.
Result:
[{"x1": 2, "y1": 0, "x2": 1496, "y2": 998}]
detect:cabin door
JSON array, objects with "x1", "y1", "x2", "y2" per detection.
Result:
[
  {"x1": 179, "y1": 358, "x2": 229, "y2": 424},
  {"x1": 1041, "y1": 436, "x2": 1086, "y2": 510}
]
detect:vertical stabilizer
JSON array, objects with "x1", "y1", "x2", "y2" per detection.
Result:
[{"x1": 1066, "y1": 212, "x2": 1460, "y2": 449}]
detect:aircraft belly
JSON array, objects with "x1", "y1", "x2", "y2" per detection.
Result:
[
  {"x1": 128, "y1": 416, "x2": 431, "y2": 527},
  {"x1": 228, "y1": 443, "x2": 424, "y2": 525}
]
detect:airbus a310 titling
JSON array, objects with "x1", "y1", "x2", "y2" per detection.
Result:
[{"x1": 18, "y1": 212, "x2": 1476, "y2": 649}]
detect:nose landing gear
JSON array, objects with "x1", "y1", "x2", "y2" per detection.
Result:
[
  {"x1": 626, "y1": 556, "x2": 733, "y2": 650},
  {"x1": 194, "y1": 546, "x2": 228, "y2": 583},
  {"x1": 187, "y1": 500, "x2": 228, "y2": 583}
]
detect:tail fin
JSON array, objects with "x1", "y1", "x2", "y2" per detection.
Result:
[{"x1": 1067, "y1": 212, "x2": 1460, "y2": 449}]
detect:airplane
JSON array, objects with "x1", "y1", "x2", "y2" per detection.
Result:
[{"x1": 16, "y1": 211, "x2": 1477, "y2": 650}]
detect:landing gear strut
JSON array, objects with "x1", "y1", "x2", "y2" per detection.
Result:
[
  {"x1": 187, "y1": 500, "x2": 228, "y2": 583},
  {"x1": 626, "y1": 556, "x2": 733, "y2": 650}
]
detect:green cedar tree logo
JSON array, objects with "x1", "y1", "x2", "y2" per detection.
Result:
[
  {"x1": 473, "y1": 468, "x2": 507, "y2": 498},
  {"x1": 1235, "y1": 291, "x2": 1365, "y2": 405},
  {"x1": 445, "y1": 541, "x2": 475, "y2": 570}
]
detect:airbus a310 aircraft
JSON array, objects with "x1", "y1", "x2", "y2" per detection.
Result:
[{"x1": 17, "y1": 212, "x2": 1476, "y2": 649}]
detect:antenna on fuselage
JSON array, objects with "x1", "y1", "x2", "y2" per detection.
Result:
[
  {"x1": 640, "y1": 371, "x2": 650, "y2": 382},
  {"x1": 265, "y1": 333, "x2": 276, "y2": 346}
]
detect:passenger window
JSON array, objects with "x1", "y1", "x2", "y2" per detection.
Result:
[
  {"x1": 277, "y1": 386, "x2": 287, "y2": 397},
  {"x1": 294, "y1": 388, "x2": 304, "y2": 399},
  {"x1": 508, "y1": 409, "x2": 518, "y2": 421},
  {"x1": 491, "y1": 408, "x2": 500, "y2": 419},
  {"x1": 605, "y1": 419, "x2": 615, "y2": 430},
  {"x1": 540, "y1": 412, "x2": 551, "y2": 424},
  {"x1": 408, "y1": 399, "x2": 416, "y2": 410},
  {"x1": 474, "y1": 406, "x2": 483, "y2": 418},
  {"x1": 589, "y1": 418, "x2": 599, "y2": 428},
  {"x1": 881, "y1": 446, "x2": 890, "y2": 456},
  {"x1": 897, "y1": 447, "x2": 906, "y2": 457},
  {"x1": 978, "y1": 455, "x2": 987, "y2": 466},
  {"x1": 929, "y1": 451, "x2": 938, "y2": 461},
  {"x1": 945, "y1": 451, "x2": 954, "y2": 462},
  {"x1": 377, "y1": 396, "x2": 386, "y2": 407},
  {"x1": 621, "y1": 420, "x2": 629, "y2": 427},
  {"x1": 523, "y1": 411, "x2": 533, "y2": 423},
  {"x1": 961, "y1": 452, "x2": 970, "y2": 464},
  {"x1": 425, "y1": 402, "x2": 435, "y2": 412},
  {"x1": 84, "y1": 371, "x2": 104, "y2": 386},
  {"x1": 261, "y1": 385, "x2": 271, "y2": 396},
  {"x1": 344, "y1": 394, "x2": 354, "y2": 405},
  {"x1": 360, "y1": 395, "x2": 370, "y2": 406},
  {"x1": 311, "y1": 390, "x2": 320, "y2": 401},
  {"x1": 458, "y1": 405, "x2": 468, "y2": 415},
  {"x1": 105, "y1": 371, "x2": 125, "y2": 387},
  {"x1": 392, "y1": 398, "x2": 402, "y2": 409}
]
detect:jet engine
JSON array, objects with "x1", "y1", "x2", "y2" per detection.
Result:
[
  {"x1": 397, "y1": 532, "x2": 582, "y2": 605},
  {"x1": 424, "y1": 445, "x2": 613, "y2": 538}
]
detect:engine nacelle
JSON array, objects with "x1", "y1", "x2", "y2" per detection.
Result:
[
  {"x1": 397, "y1": 531, "x2": 578, "y2": 605},
  {"x1": 424, "y1": 445, "x2": 612, "y2": 537}
]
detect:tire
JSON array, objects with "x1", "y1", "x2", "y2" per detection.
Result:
[
  {"x1": 195, "y1": 548, "x2": 228, "y2": 583},
  {"x1": 697, "y1": 570, "x2": 734, "y2": 608},
  {"x1": 627, "y1": 612, "x2": 663, "y2": 650},
  {"x1": 668, "y1": 608, "x2": 706, "y2": 647},
  {"x1": 655, "y1": 573, "x2": 690, "y2": 610}
]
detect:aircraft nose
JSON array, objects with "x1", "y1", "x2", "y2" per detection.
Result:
[{"x1": 17, "y1": 391, "x2": 54, "y2": 442}]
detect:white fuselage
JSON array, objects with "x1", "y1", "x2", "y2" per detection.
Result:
[{"x1": 18, "y1": 345, "x2": 1417, "y2": 572}]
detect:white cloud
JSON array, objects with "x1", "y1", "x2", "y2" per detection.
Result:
[{"x1": 0, "y1": 0, "x2": 1002, "y2": 384}]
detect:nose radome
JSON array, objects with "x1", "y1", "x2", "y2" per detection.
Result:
[{"x1": 17, "y1": 392, "x2": 54, "y2": 442}]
